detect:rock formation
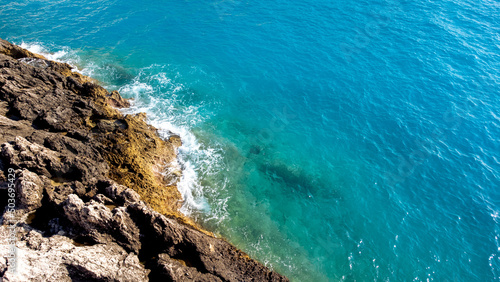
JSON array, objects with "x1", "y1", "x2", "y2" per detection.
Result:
[{"x1": 0, "y1": 38, "x2": 288, "y2": 281}]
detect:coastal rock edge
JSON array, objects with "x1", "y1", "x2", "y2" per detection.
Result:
[{"x1": 0, "y1": 38, "x2": 288, "y2": 282}]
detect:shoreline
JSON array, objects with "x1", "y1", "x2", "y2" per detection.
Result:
[
  {"x1": 0, "y1": 38, "x2": 288, "y2": 281},
  {"x1": 18, "y1": 40, "x2": 213, "y2": 227}
]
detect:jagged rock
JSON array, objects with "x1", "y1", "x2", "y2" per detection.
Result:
[
  {"x1": 104, "y1": 182, "x2": 141, "y2": 205},
  {"x1": 107, "y1": 90, "x2": 131, "y2": 108},
  {"x1": 62, "y1": 194, "x2": 141, "y2": 253},
  {"x1": 1, "y1": 136, "x2": 60, "y2": 178},
  {"x1": 0, "y1": 39, "x2": 182, "y2": 215},
  {"x1": 46, "y1": 183, "x2": 77, "y2": 206},
  {"x1": 0, "y1": 136, "x2": 103, "y2": 185},
  {"x1": 127, "y1": 202, "x2": 288, "y2": 281},
  {"x1": 0, "y1": 38, "x2": 289, "y2": 281},
  {"x1": 0, "y1": 227, "x2": 149, "y2": 281},
  {"x1": 151, "y1": 253, "x2": 223, "y2": 282},
  {"x1": 0, "y1": 39, "x2": 45, "y2": 60},
  {"x1": 63, "y1": 194, "x2": 114, "y2": 233},
  {"x1": 14, "y1": 169, "x2": 47, "y2": 212}
]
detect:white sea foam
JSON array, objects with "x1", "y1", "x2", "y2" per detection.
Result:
[
  {"x1": 19, "y1": 41, "x2": 98, "y2": 78},
  {"x1": 118, "y1": 67, "x2": 229, "y2": 221}
]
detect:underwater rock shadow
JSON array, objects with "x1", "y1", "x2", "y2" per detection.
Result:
[{"x1": 256, "y1": 159, "x2": 343, "y2": 201}]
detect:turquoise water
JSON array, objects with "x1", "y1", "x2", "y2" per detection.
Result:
[{"x1": 2, "y1": 0, "x2": 500, "y2": 280}]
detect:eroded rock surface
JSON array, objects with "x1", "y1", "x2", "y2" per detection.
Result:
[{"x1": 0, "y1": 39, "x2": 288, "y2": 281}]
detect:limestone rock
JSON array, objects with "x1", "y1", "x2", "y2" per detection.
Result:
[
  {"x1": 14, "y1": 169, "x2": 46, "y2": 212},
  {"x1": 104, "y1": 182, "x2": 141, "y2": 205},
  {"x1": 107, "y1": 90, "x2": 131, "y2": 108},
  {"x1": 0, "y1": 39, "x2": 45, "y2": 60},
  {"x1": 62, "y1": 194, "x2": 141, "y2": 253},
  {"x1": 0, "y1": 38, "x2": 289, "y2": 281},
  {"x1": 150, "y1": 253, "x2": 223, "y2": 282},
  {"x1": 0, "y1": 227, "x2": 149, "y2": 282}
]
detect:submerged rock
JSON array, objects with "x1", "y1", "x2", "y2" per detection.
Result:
[{"x1": 0, "y1": 38, "x2": 288, "y2": 281}]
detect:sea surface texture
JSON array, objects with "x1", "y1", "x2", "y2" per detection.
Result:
[{"x1": 2, "y1": 0, "x2": 499, "y2": 280}]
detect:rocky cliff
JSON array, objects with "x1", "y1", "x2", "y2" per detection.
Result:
[{"x1": 0, "y1": 38, "x2": 288, "y2": 281}]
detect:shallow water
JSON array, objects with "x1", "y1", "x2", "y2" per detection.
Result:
[{"x1": 2, "y1": 0, "x2": 500, "y2": 280}]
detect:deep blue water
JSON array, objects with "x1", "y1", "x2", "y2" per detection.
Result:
[{"x1": 2, "y1": 0, "x2": 500, "y2": 280}]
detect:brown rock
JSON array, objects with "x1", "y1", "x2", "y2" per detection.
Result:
[
  {"x1": 14, "y1": 169, "x2": 47, "y2": 212},
  {"x1": 107, "y1": 90, "x2": 131, "y2": 108},
  {"x1": 0, "y1": 38, "x2": 289, "y2": 281},
  {"x1": 0, "y1": 38, "x2": 45, "y2": 60}
]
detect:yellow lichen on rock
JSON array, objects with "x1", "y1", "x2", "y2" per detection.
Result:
[{"x1": 79, "y1": 82, "x2": 209, "y2": 233}]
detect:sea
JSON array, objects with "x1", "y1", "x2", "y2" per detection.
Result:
[{"x1": 1, "y1": 0, "x2": 499, "y2": 280}]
